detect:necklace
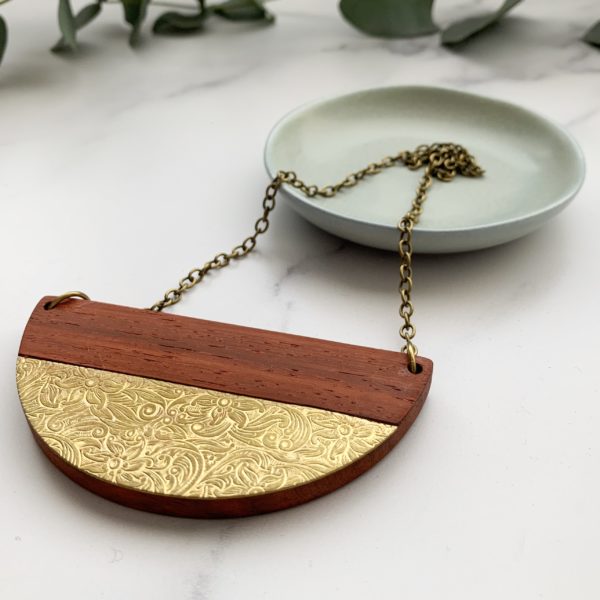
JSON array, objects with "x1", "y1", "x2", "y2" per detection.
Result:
[{"x1": 16, "y1": 143, "x2": 483, "y2": 517}]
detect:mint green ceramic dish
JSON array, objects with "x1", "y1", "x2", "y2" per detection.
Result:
[{"x1": 264, "y1": 87, "x2": 585, "y2": 253}]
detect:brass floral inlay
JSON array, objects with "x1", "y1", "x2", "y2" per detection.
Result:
[{"x1": 16, "y1": 357, "x2": 395, "y2": 499}]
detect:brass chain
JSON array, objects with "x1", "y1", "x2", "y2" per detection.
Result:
[{"x1": 150, "y1": 143, "x2": 484, "y2": 373}]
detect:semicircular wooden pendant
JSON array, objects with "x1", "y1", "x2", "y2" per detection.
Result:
[{"x1": 16, "y1": 296, "x2": 432, "y2": 517}]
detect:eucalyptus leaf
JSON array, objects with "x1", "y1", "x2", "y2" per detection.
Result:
[
  {"x1": 441, "y1": 0, "x2": 522, "y2": 46},
  {"x1": 57, "y1": 0, "x2": 77, "y2": 51},
  {"x1": 213, "y1": 0, "x2": 274, "y2": 23},
  {"x1": 339, "y1": 0, "x2": 437, "y2": 39},
  {"x1": 53, "y1": 2, "x2": 103, "y2": 52},
  {"x1": 153, "y1": 11, "x2": 205, "y2": 35},
  {"x1": 122, "y1": 0, "x2": 150, "y2": 46},
  {"x1": 583, "y1": 20, "x2": 600, "y2": 47},
  {"x1": 0, "y1": 16, "x2": 7, "y2": 66}
]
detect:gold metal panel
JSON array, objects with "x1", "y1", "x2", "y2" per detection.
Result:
[{"x1": 16, "y1": 358, "x2": 396, "y2": 499}]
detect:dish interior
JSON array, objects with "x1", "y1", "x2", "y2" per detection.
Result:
[{"x1": 266, "y1": 88, "x2": 583, "y2": 232}]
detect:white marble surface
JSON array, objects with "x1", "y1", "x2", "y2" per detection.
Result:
[{"x1": 1, "y1": 1, "x2": 599, "y2": 598}]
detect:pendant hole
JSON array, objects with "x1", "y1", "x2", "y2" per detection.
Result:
[{"x1": 409, "y1": 363, "x2": 423, "y2": 374}]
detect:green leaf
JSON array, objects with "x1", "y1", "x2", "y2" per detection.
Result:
[
  {"x1": 53, "y1": 2, "x2": 103, "y2": 52},
  {"x1": 57, "y1": 0, "x2": 77, "y2": 51},
  {"x1": 339, "y1": 0, "x2": 437, "y2": 39},
  {"x1": 121, "y1": 0, "x2": 150, "y2": 46},
  {"x1": 0, "y1": 16, "x2": 7, "y2": 66},
  {"x1": 213, "y1": 0, "x2": 274, "y2": 23},
  {"x1": 153, "y1": 11, "x2": 206, "y2": 35},
  {"x1": 583, "y1": 20, "x2": 600, "y2": 47},
  {"x1": 441, "y1": 0, "x2": 522, "y2": 46}
]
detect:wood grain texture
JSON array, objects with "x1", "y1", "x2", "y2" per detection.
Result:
[{"x1": 19, "y1": 297, "x2": 433, "y2": 425}]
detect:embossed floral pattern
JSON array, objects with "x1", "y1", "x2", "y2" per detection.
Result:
[{"x1": 16, "y1": 358, "x2": 395, "y2": 498}]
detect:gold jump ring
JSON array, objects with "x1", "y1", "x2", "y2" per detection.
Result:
[{"x1": 45, "y1": 291, "x2": 90, "y2": 310}]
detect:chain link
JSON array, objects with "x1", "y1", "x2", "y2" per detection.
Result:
[{"x1": 150, "y1": 143, "x2": 484, "y2": 373}]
